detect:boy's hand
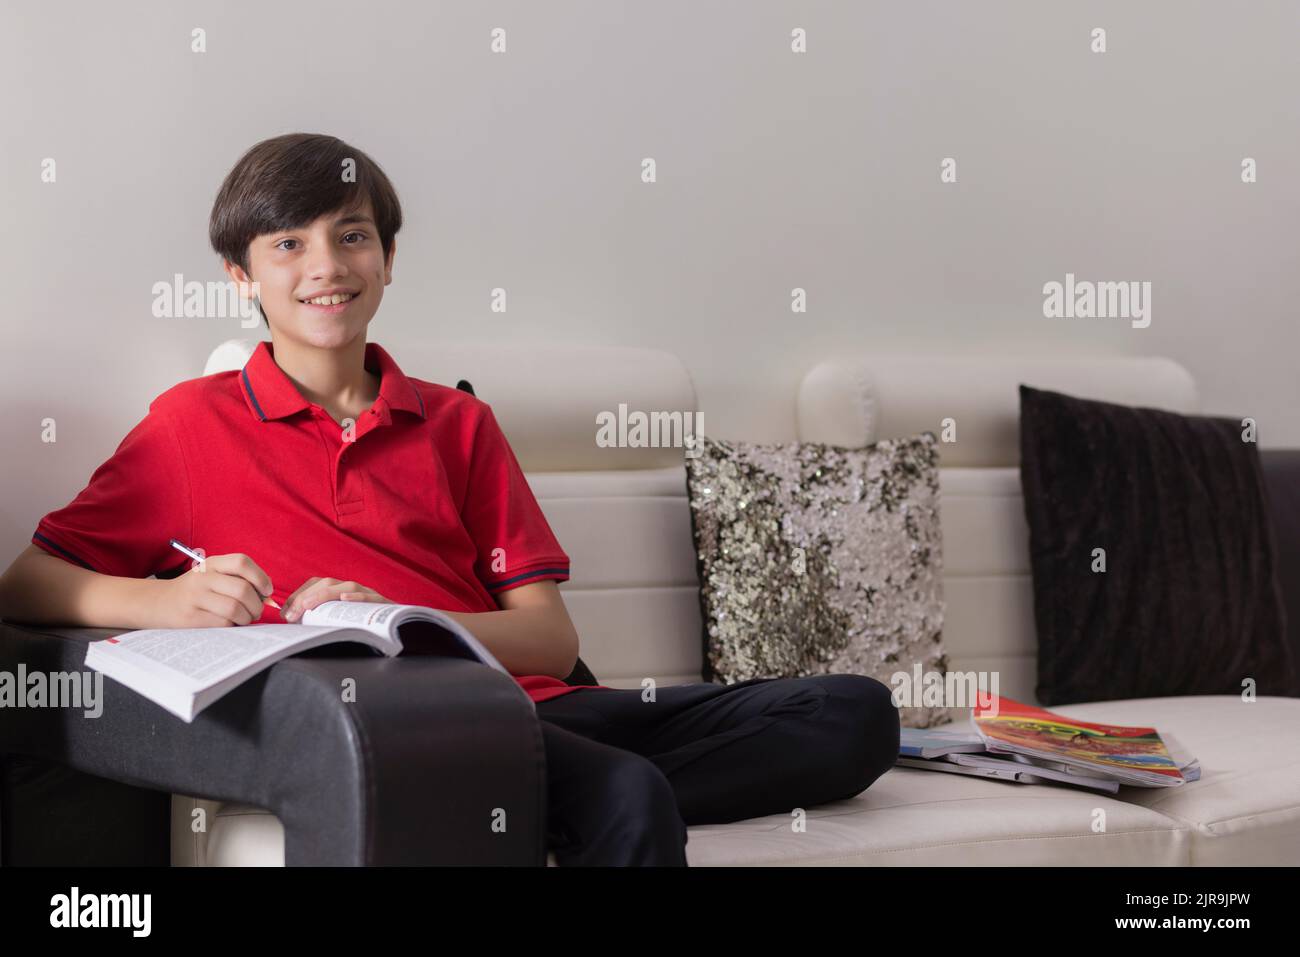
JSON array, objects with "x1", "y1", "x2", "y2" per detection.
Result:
[
  {"x1": 282, "y1": 578, "x2": 393, "y2": 621},
  {"x1": 153, "y1": 552, "x2": 275, "y2": 628}
]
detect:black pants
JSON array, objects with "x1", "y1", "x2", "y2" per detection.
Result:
[{"x1": 534, "y1": 673, "x2": 900, "y2": 866}]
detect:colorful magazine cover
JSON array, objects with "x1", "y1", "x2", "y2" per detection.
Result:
[{"x1": 972, "y1": 693, "x2": 1184, "y2": 785}]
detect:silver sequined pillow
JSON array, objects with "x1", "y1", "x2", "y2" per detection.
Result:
[{"x1": 685, "y1": 431, "x2": 958, "y2": 728}]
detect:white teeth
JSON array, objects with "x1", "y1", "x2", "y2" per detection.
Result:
[{"x1": 303, "y1": 292, "x2": 354, "y2": 305}]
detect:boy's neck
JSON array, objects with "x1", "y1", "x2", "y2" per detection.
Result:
[{"x1": 267, "y1": 333, "x2": 381, "y2": 422}]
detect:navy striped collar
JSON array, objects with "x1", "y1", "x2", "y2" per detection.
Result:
[{"x1": 239, "y1": 339, "x2": 426, "y2": 422}]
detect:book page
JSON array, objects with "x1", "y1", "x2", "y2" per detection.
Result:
[
  {"x1": 99, "y1": 625, "x2": 340, "y2": 685},
  {"x1": 301, "y1": 600, "x2": 403, "y2": 637},
  {"x1": 299, "y1": 601, "x2": 517, "y2": 684}
]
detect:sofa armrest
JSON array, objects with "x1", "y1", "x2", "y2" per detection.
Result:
[{"x1": 0, "y1": 621, "x2": 546, "y2": 865}]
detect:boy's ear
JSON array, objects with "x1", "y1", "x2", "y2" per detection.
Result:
[
  {"x1": 222, "y1": 259, "x2": 260, "y2": 306},
  {"x1": 223, "y1": 259, "x2": 253, "y2": 291},
  {"x1": 384, "y1": 237, "x2": 396, "y2": 286}
]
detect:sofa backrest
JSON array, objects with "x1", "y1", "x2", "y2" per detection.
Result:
[
  {"x1": 796, "y1": 355, "x2": 1199, "y2": 704},
  {"x1": 206, "y1": 341, "x2": 1209, "y2": 704}
]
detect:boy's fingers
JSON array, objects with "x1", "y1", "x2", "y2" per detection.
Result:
[
  {"x1": 295, "y1": 581, "x2": 360, "y2": 614},
  {"x1": 203, "y1": 552, "x2": 275, "y2": 599},
  {"x1": 197, "y1": 585, "x2": 256, "y2": 626},
  {"x1": 297, "y1": 585, "x2": 339, "y2": 612},
  {"x1": 208, "y1": 573, "x2": 266, "y2": 622},
  {"x1": 290, "y1": 589, "x2": 326, "y2": 617},
  {"x1": 286, "y1": 577, "x2": 349, "y2": 615},
  {"x1": 285, "y1": 578, "x2": 349, "y2": 619},
  {"x1": 233, "y1": 552, "x2": 275, "y2": 599},
  {"x1": 283, "y1": 577, "x2": 324, "y2": 612}
]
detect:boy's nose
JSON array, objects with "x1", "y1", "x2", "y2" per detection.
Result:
[{"x1": 306, "y1": 257, "x2": 348, "y2": 279}]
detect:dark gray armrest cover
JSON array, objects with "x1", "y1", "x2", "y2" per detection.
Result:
[{"x1": 0, "y1": 622, "x2": 546, "y2": 865}]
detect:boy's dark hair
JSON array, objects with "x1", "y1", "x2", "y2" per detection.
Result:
[{"x1": 209, "y1": 133, "x2": 402, "y2": 326}]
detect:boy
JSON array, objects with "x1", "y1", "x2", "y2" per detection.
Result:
[{"x1": 0, "y1": 133, "x2": 899, "y2": 866}]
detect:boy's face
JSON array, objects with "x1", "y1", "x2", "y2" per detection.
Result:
[{"x1": 224, "y1": 198, "x2": 394, "y2": 350}]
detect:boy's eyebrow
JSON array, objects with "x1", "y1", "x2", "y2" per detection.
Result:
[{"x1": 269, "y1": 214, "x2": 375, "y2": 238}]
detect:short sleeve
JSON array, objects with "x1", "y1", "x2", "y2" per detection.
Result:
[
  {"x1": 32, "y1": 402, "x2": 192, "y2": 580},
  {"x1": 460, "y1": 404, "x2": 570, "y2": 597}
]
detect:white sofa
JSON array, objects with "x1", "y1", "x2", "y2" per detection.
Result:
[{"x1": 172, "y1": 341, "x2": 1300, "y2": 866}]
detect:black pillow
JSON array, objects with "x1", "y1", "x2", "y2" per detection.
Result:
[{"x1": 1019, "y1": 385, "x2": 1298, "y2": 705}]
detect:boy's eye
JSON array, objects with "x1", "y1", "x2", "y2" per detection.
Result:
[{"x1": 274, "y1": 232, "x2": 365, "y2": 251}]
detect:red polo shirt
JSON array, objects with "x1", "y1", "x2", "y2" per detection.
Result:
[{"x1": 31, "y1": 339, "x2": 604, "y2": 704}]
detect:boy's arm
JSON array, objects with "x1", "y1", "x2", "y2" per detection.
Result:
[
  {"x1": 439, "y1": 580, "x2": 579, "y2": 679},
  {"x1": 0, "y1": 544, "x2": 161, "y2": 629},
  {"x1": 0, "y1": 545, "x2": 270, "y2": 630}
]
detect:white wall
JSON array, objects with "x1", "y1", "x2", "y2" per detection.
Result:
[{"x1": 2, "y1": 0, "x2": 1297, "y2": 557}]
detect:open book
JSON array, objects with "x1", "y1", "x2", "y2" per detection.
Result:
[{"x1": 84, "y1": 600, "x2": 522, "y2": 723}]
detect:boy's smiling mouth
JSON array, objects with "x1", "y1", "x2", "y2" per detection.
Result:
[{"x1": 298, "y1": 289, "x2": 358, "y2": 310}]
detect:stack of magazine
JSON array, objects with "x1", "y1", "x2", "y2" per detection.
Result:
[{"x1": 897, "y1": 693, "x2": 1200, "y2": 793}]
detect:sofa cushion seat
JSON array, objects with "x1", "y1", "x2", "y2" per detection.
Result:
[
  {"x1": 686, "y1": 696, "x2": 1300, "y2": 865},
  {"x1": 1044, "y1": 696, "x2": 1300, "y2": 866},
  {"x1": 178, "y1": 694, "x2": 1300, "y2": 866}
]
